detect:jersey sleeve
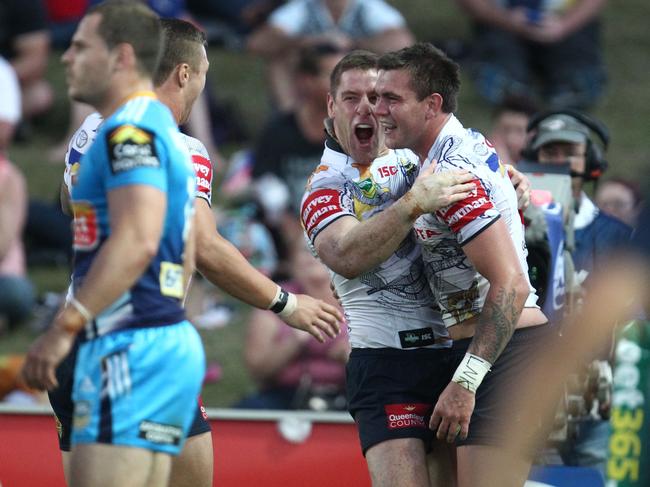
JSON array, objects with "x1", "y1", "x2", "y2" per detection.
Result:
[
  {"x1": 63, "y1": 112, "x2": 102, "y2": 193},
  {"x1": 300, "y1": 167, "x2": 355, "y2": 243},
  {"x1": 435, "y1": 173, "x2": 500, "y2": 246},
  {"x1": 182, "y1": 134, "x2": 213, "y2": 206},
  {"x1": 103, "y1": 123, "x2": 167, "y2": 192}
]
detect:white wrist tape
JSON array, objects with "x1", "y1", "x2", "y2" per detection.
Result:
[
  {"x1": 278, "y1": 292, "x2": 298, "y2": 319},
  {"x1": 268, "y1": 286, "x2": 298, "y2": 318},
  {"x1": 451, "y1": 353, "x2": 492, "y2": 393},
  {"x1": 69, "y1": 296, "x2": 93, "y2": 323}
]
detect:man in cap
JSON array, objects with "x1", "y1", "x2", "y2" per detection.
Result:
[{"x1": 531, "y1": 112, "x2": 632, "y2": 474}]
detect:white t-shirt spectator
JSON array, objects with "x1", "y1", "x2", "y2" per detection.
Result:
[
  {"x1": 269, "y1": 0, "x2": 406, "y2": 38},
  {"x1": 0, "y1": 56, "x2": 20, "y2": 124}
]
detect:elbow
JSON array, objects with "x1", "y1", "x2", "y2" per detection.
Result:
[
  {"x1": 513, "y1": 273, "x2": 531, "y2": 303},
  {"x1": 139, "y1": 237, "x2": 160, "y2": 264}
]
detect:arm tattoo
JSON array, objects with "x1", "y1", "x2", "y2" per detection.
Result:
[{"x1": 469, "y1": 286, "x2": 520, "y2": 364}]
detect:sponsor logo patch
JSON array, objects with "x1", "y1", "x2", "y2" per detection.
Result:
[
  {"x1": 138, "y1": 420, "x2": 183, "y2": 446},
  {"x1": 301, "y1": 189, "x2": 342, "y2": 238},
  {"x1": 438, "y1": 179, "x2": 493, "y2": 232},
  {"x1": 75, "y1": 129, "x2": 89, "y2": 148},
  {"x1": 385, "y1": 403, "x2": 430, "y2": 430},
  {"x1": 159, "y1": 261, "x2": 185, "y2": 299},
  {"x1": 414, "y1": 226, "x2": 442, "y2": 241},
  {"x1": 192, "y1": 154, "x2": 212, "y2": 197},
  {"x1": 398, "y1": 327, "x2": 438, "y2": 348},
  {"x1": 72, "y1": 201, "x2": 99, "y2": 250},
  {"x1": 107, "y1": 125, "x2": 160, "y2": 173},
  {"x1": 376, "y1": 165, "x2": 398, "y2": 178}
]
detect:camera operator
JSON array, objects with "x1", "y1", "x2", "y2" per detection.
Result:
[{"x1": 523, "y1": 110, "x2": 633, "y2": 476}]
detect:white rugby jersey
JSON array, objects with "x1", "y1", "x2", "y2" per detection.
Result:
[
  {"x1": 64, "y1": 112, "x2": 213, "y2": 206},
  {"x1": 409, "y1": 115, "x2": 538, "y2": 327},
  {"x1": 301, "y1": 138, "x2": 450, "y2": 349}
]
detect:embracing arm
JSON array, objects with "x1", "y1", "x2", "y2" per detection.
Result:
[{"x1": 315, "y1": 166, "x2": 474, "y2": 278}]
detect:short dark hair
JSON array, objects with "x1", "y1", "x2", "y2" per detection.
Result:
[
  {"x1": 329, "y1": 50, "x2": 379, "y2": 98},
  {"x1": 153, "y1": 18, "x2": 207, "y2": 87},
  {"x1": 295, "y1": 42, "x2": 344, "y2": 77},
  {"x1": 377, "y1": 42, "x2": 460, "y2": 113},
  {"x1": 88, "y1": 0, "x2": 162, "y2": 78},
  {"x1": 492, "y1": 95, "x2": 539, "y2": 120}
]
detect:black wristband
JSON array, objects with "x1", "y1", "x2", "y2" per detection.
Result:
[{"x1": 269, "y1": 288, "x2": 289, "y2": 313}]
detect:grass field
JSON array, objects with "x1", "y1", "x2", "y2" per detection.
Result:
[{"x1": 2, "y1": 0, "x2": 648, "y2": 407}]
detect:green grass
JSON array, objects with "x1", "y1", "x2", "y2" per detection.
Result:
[{"x1": 4, "y1": 0, "x2": 648, "y2": 407}]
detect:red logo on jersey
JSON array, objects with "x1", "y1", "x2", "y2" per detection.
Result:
[
  {"x1": 301, "y1": 189, "x2": 342, "y2": 239},
  {"x1": 438, "y1": 179, "x2": 493, "y2": 233},
  {"x1": 72, "y1": 201, "x2": 99, "y2": 250},
  {"x1": 385, "y1": 403, "x2": 430, "y2": 430},
  {"x1": 192, "y1": 154, "x2": 212, "y2": 197},
  {"x1": 414, "y1": 227, "x2": 442, "y2": 241},
  {"x1": 377, "y1": 165, "x2": 398, "y2": 177}
]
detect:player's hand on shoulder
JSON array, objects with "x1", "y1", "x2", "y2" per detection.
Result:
[
  {"x1": 507, "y1": 164, "x2": 531, "y2": 210},
  {"x1": 409, "y1": 163, "x2": 475, "y2": 214},
  {"x1": 429, "y1": 381, "x2": 476, "y2": 443},
  {"x1": 283, "y1": 294, "x2": 342, "y2": 343}
]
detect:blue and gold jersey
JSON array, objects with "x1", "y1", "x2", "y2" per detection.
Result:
[{"x1": 70, "y1": 93, "x2": 196, "y2": 338}]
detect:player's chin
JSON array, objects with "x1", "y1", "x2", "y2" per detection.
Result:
[{"x1": 382, "y1": 128, "x2": 400, "y2": 149}]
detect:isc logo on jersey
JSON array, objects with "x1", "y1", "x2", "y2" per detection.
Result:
[
  {"x1": 72, "y1": 201, "x2": 99, "y2": 250},
  {"x1": 108, "y1": 125, "x2": 160, "y2": 173},
  {"x1": 376, "y1": 165, "x2": 398, "y2": 178}
]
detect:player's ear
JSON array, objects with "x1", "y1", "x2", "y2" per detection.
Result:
[
  {"x1": 114, "y1": 43, "x2": 136, "y2": 72},
  {"x1": 176, "y1": 63, "x2": 191, "y2": 88},
  {"x1": 425, "y1": 93, "x2": 443, "y2": 120},
  {"x1": 327, "y1": 92, "x2": 335, "y2": 118}
]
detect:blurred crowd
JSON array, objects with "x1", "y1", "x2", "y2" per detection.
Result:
[{"x1": 1, "y1": 1, "x2": 646, "y2": 483}]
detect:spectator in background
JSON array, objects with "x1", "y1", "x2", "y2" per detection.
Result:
[
  {"x1": 251, "y1": 43, "x2": 344, "y2": 279},
  {"x1": 44, "y1": 0, "x2": 89, "y2": 48},
  {"x1": 489, "y1": 95, "x2": 538, "y2": 166},
  {"x1": 457, "y1": 0, "x2": 607, "y2": 109},
  {"x1": 595, "y1": 177, "x2": 642, "y2": 228},
  {"x1": 0, "y1": 0, "x2": 53, "y2": 124},
  {"x1": 236, "y1": 242, "x2": 349, "y2": 411},
  {"x1": 0, "y1": 57, "x2": 35, "y2": 333},
  {"x1": 247, "y1": 0, "x2": 414, "y2": 112}
]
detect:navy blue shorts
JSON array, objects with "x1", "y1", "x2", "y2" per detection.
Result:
[
  {"x1": 346, "y1": 324, "x2": 556, "y2": 454},
  {"x1": 48, "y1": 331, "x2": 211, "y2": 452},
  {"x1": 346, "y1": 346, "x2": 460, "y2": 455},
  {"x1": 455, "y1": 323, "x2": 558, "y2": 447}
]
